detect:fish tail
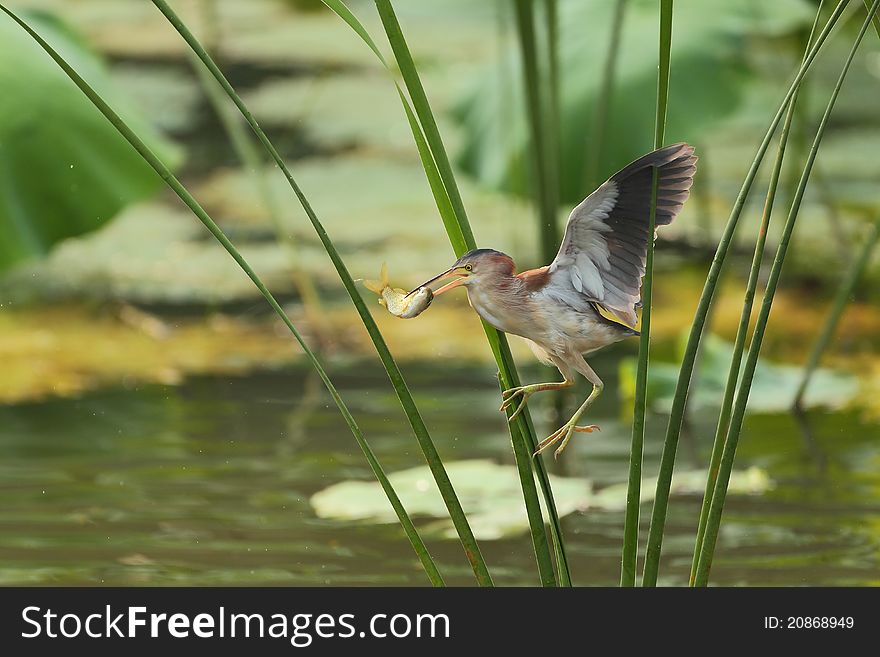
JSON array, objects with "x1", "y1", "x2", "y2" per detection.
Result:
[
  {"x1": 362, "y1": 262, "x2": 389, "y2": 294},
  {"x1": 363, "y1": 279, "x2": 382, "y2": 294}
]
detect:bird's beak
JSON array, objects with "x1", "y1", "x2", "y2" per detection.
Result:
[
  {"x1": 433, "y1": 276, "x2": 467, "y2": 295},
  {"x1": 407, "y1": 266, "x2": 469, "y2": 297}
]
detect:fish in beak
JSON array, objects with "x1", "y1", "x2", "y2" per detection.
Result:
[{"x1": 408, "y1": 265, "x2": 469, "y2": 297}]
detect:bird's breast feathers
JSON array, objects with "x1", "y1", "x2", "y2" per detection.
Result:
[
  {"x1": 464, "y1": 284, "x2": 539, "y2": 336},
  {"x1": 467, "y1": 283, "x2": 630, "y2": 356}
]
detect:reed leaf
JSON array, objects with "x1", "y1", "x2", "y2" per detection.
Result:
[
  {"x1": 343, "y1": 0, "x2": 572, "y2": 585},
  {"x1": 372, "y1": 0, "x2": 568, "y2": 587},
  {"x1": 693, "y1": 0, "x2": 880, "y2": 586},
  {"x1": 867, "y1": 0, "x2": 880, "y2": 36},
  {"x1": 688, "y1": 0, "x2": 827, "y2": 585},
  {"x1": 513, "y1": 0, "x2": 560, "y2": 264},
  {"x1": 620, "y1": 0, "x2": 673, "y2": 588},
  {"x1": 541, "y1": 0, "x2": 568, "y2": 436},
  {"x1": 148, "y1": 0, "x2": 492, "y2": 586},
  {"x1": 587, "y1": 0, "x2": 628, "y2": 191},
  {"x1": 364, "y1": 2, "x2": 477, "y2": 250},
  {"x1": 544, "y1": 0, "x2": 561, "y2": 264},
  {"x1": 793, "y1": 215, "x2": 880, "y2": 409},
  {"x1": 186, "y1": 6, "x2": 325, "y2": 334},
  {"x1": 796, "y1": 0, "x2": 879, "y2": 409},
  {"x1": 640, "y1": 0, "x2": 850, "y2": 587},
  {"x1": 0, "y1": 3, "x2": 445, "y2": 587}
]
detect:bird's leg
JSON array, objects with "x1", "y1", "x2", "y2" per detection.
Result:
[
  {"x1": 500, "y1": 379, "x2": 574, "y2": 422},
  {"x1": 535, "y1": 358, "x2": 604, "y2": 459}
]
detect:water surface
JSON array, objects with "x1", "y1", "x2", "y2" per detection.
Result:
[{"x1": 1, "y1": 354, "x2": 878, "y2": 586}]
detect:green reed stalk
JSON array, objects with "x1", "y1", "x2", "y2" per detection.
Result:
[
  {"x1": 191, "y1": 59, "x2": 325, "y2": 327},
  {"x1": 148, "y1": 0, "x2": 492, "y2": 586},
  {"x1": 0, "y1": 3, "x2": 445, "y2": 587},
  {"x1": 320, "y1": 0, "x2": 570, "y2": 587},
  {"x1": 187, "y1": 5, "x2": 325, "y2": 332},
  {"x1": 793, "y1": 0, "x2": 880, "y2": 408},
  {"x1": 543, "y1": 0, "x2": 570, "y2": 472},
  {"x1": 372, "y1": 0, "x2": 569, "y2": 587},
  {"x1": 688, "y1": 110, "x2": 793, "y2": 583},
  {"x1": 788, "y1": 25, "x2": 851, "y2": 265},
  {"x1": 313, "y1": 0, "x2": 546, "y2": 585},
  {"x1": 693, "y1": 0, "x2": 879, "y2": 586},
  {"x1": 513, "y1": 0, "x2": 560, "y2": 264},
  {"x1": 793, "y1": 215, "x2": 880, "y2": 409},
  {"x1": 332, "y1": 1, "x2": 477, "y2": 252},
  {"x1": 688, "y1": 1, "x2": 826, "y2": 585},
  {"x1": 813, "y1": 164, "x2": 851, "y2": 263},
  {"x1": 639, "y1": 0, "x2": 850, "y2": 587},
  {"x1": 619, "y1": 0, "x2": 672, "y2": 588},
  {"x1": 587, "y1": 0, "x2": 628, "y2": 190},
  {"x1": 544, "y1": 0, "x2": 561, "y2": 256},
  {"x1": 867, "y1": 0, "x2": 880, "y2": 36}
]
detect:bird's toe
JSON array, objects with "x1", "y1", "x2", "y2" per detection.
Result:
[{"x1": 500, "y1": 386, "x2": 523, "y2": 400}]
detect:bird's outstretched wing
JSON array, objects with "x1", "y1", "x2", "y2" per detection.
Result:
[{"x1": 543, "y1": 142, "x2": 697, "y2": 326}]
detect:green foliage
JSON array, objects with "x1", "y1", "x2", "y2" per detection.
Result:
[
  {"x1": 0, "y1": 11, "x2": 180, "y2": 272},
  {"x1": 455, "y1": 0, "x2": 813, "y2": 205},
  {"x1": 640, "y1": 0, "x2": 850, "y2": 587},
  {"x1": 372, "y1": 0, "x2": 559, "y2": 586},
  {"x1": 512, "y1": 0, "x2": 560, "y2": 262},
  {"x1": 693, "y1": 0, "x2": 880, "y2": 585},
  {"x1": 321, "y1": 0, "x2": 568, "y2": 586},
  {"x1": 688, "y1": 2, "x2": 822, "y2": 582},
  {"x1": 622, "y1": 0, "x2": 673, "y2": 588}
]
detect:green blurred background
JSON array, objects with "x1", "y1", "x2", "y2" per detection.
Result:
[{"x1": 1, "y1": 0, "x2": 879, "y2": 585}]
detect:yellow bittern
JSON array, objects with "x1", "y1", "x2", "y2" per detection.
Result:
[{"x1": 413, "y1": 143, "x2": 697, "y2": 458}]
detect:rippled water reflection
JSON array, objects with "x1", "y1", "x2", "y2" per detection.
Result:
[{"x1": 1, "y1": 354, "x2": 877, "y2": 586}]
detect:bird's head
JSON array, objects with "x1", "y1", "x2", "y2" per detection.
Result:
[{"x1": 409, "y1": 248, "x2": 515, "y2": 297}]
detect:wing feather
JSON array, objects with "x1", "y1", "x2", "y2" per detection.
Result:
[{"x1": 542, "y1": 143, "x2": 697, "y2": 326}]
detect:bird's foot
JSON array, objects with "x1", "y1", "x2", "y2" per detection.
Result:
[
  {"x1": 500, "y1": 381, "x2": 572, "y2": 421},
  {"x1": 534, "y1": 422, "x2": 600, "y2": 460},
  {"x1": 499, "y1": 384, "x2": 538, "y2": 422}
]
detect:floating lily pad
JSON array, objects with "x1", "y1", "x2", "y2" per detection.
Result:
[
  {"x1": 310, "y1": 459, "x2": 773, "y2": 539},
  {"x1": 589, "y1": 467, "x2": 773, "y2": 512},
  {"x1": 243, "y1": 73, "x2": 423, "y2": 152},
  {"x1": 311, "y1": 459, "x2": 590, "y2": 540},
  {"x1": 0, "y1": 203, "x2": 297, "y2": 305},
  {"x1": 619, "y1": 333, "x2": 860, "y2": 413}
]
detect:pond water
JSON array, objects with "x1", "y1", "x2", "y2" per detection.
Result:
[{"x1": 2, "y1": 351, "x2": 877, "y2": 586}]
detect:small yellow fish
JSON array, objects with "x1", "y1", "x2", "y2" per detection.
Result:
[{"x1": 363, "y1": 264, "x2": 433, "y2": 319}]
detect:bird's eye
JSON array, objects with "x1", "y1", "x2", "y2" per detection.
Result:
[{"x1": 464, "y1": 264, "x2": 473, "y2": 271}]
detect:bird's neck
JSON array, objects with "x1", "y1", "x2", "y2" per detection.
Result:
[{"x1": 465, "y1": 276, "x2": 526, "y2": 335}]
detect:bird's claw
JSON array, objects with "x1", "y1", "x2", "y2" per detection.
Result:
[
  {"x1": 533, "y1": 423, "x2": 600, "y2": 459},
  {"x1": 574, "y1": 424, "x2": 600, "y2": 433},
  {"x1": 500, "y1": 386, "x2": 521, "y2": 400},
  {"x1": 499, "y1": 385, "x2": 532, "y2": 422}
]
